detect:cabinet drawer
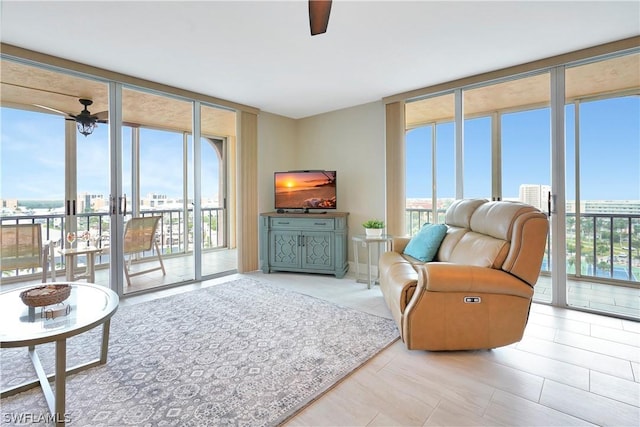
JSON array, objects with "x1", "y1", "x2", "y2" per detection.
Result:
[{"x1": 270, "y1": 218, "x2": 335, "y2": 230}]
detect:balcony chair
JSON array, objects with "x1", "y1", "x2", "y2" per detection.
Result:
[
  {"x1": 1, "y1": 223, "x2": 53, "y2": 283},
  {"x1": 123, "y1": 216, "x2": 166, "y2": 286}
]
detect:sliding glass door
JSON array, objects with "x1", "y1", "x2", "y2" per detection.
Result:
[
  {"x1": 564, "y1": 53, "x2": 640, "y2": 316},
  {"x1": 120, "y1": 87, "x2": 195, "y2": 293},
  {"x1": 1, "y1": 55, "x2": 240, "y2": 295},
  {"x1": 461, "y1": 72, "x2": 555, "y2": 303},
  {"x1": 405, "y1": 72, "x2": 556, "y2": 301},
  {"x1": 199, "y1": 104, "x2": 237, "y2": 277}
]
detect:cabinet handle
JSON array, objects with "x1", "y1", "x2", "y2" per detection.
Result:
[
  {"x1": 278, "y1": 221, "x2": 290, "y2": 225},
  {"x1": 314, "y1": 222, "x2": 326, "y2": 226}
]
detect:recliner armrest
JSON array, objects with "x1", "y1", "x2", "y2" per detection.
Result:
[
  {"x1": 391, "y1": 237, "x2": 411, "y2": 253},
  {"x1": 416, "y1": 263, "x2": 534, "y2": 299}
]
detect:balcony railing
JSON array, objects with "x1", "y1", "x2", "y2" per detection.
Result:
[
  {"x1": 406, "y1": 208, "x2": 447, "y2": 233},
  {"x1": 573, "y1": 213, "x2": 639, "y2": 282},
  {"x1": 1, "y1": 207, "x2": 225, "y2": 280},
  {"x1": 405, "y1": 208, "x2": 640, "y2": 285}
]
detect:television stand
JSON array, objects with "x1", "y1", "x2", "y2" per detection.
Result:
[{"x1": 259, "y1": 211, "x2": 349, "y2": 278}]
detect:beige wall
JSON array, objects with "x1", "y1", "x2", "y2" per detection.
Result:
[
  {"x1": 258, "y1": 101, "x2": 386, "y2": 263},
  {"x1": 257, "y1": 111, "x2": 298, "y2": 213}
]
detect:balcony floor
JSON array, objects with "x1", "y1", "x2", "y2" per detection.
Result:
[
  {"x1": 0, "y1": 248, "x2": 238, "y2": 295},
  {"x1": 534, "y1": 275, "x2": 639, "y2": 319}
]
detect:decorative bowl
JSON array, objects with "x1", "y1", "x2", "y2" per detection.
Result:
[{"x1": 20, "y1": 284, "x2": 71, "y2": 307}]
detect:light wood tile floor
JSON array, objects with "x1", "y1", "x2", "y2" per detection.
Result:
[
  {"x1": 3, "y1": 269, "x2": 639, "y2": 426},
  {"x1": 251, "y1": 272, "x2": 639, "y2": 427}
]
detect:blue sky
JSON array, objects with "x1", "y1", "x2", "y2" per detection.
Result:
[
  {"x1": 1, "y1": 108, "x2": 220, "y2": 202},
  {"x1": 1, "y1": 95, "x2": 638, "y2": 203},
  {"x1": 406, "y1": 96, "x2": 639, "y2": 200}
]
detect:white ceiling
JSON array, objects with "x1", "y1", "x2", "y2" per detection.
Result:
[{"x1": 1, "y1": 1, "x2": 638, "y2": 119}]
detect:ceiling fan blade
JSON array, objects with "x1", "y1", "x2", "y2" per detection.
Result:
[
  {"x1": 309, "y1": 0, "x2": 332, "y2": 36},
  {"x1": 94, "y1": 110, "x2": 108, "y2": 120},
  {"x1": 33, "y1": 103, "x2": 73, "y2": 118}
]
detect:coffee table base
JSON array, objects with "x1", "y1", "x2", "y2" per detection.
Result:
[{"x1": 1, "y1": 320, "x2": 111, "y2": 427}]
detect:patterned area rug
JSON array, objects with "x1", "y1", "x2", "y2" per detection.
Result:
[{"x1": 1, "y1": 278, "x2": 399, "y2": 426}]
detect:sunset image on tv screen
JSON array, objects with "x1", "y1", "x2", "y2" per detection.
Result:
[{"x1": 275, "y1": 171, "x2": 336, "y2": 209}]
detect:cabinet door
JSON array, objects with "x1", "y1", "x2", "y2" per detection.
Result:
[
  {"x1": 270, "y1": 230, "x2": 301, "y2": 268},
  {"x1": 301, "y1": 231, "x2": 334, "y2": 271}
]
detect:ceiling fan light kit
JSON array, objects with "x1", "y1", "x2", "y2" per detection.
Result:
[
  {"x1": 75, "y1": 99, "x2": 98, "y2": 136},
  {"x1": 309, "y1": 0, "x2": 332, "y2": 36}
]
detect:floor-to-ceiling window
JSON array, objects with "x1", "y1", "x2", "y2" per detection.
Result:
[
  {"x1": 0, "y1": 107, "x2": 66, "y2": 280},
  {"x1": 199, "y1": 103, "x2": 237, "y2": 277},
  {"x1": 462, "y1": 114, "x2": 492, "y2": 200},
  {"x1": 199, "y1": 132, "x2": 235, "y2": 277},
  {"x1": 405, "y1": 92, "x2": 455, "y2": 233},
  {"x1": 564, "y1": 53, "x2": 640, "y2": 317},
  {"x1": 1, "y1": 59, "x2": 111, "y2": 285},
  {"x1": 402, "y1": 48, "x2": 639, "y2": 320},
  {"x1": 0, "y1": 56, "x2": 239, "y2": 295}
]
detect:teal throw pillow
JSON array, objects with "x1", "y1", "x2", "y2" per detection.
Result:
[{"x1": 403, "y1": 223, "x2": 448, "y2": 262}]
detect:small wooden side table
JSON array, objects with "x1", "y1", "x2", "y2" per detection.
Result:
[
  {"x1": 58, "y1": 246, "x2": 103, "y2": 282},
  {"x1": 352, "y1": 234, "x2": 393, "y2": 289}
]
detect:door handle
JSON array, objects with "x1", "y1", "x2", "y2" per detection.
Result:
[
  {"x1": 110, "y1": 195, "x2": 117, "y2": 215},
  {"x1": 119, "y1": 194, "x2": 127, "y2": 216}
]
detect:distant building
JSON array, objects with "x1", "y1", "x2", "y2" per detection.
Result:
[
  {"x1": 519, "y1": 184, "x2": 551, "y2": 211},
  {"x1": 142, "y1": 193, "x2": 168, "y2": 209},
  {"x1": 78, "y1": 193, "x2": 105, "y2": 212},
  {"x1": 1, "y1": 199, "x2": 18, "y2": 210},
  {"x1": 567, "y1": 200, "x2": 640, "y2": 215}
]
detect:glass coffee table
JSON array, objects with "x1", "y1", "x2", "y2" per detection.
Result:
[{"x1": 0, "y1": 283, "x2": 119, "y2": 426}]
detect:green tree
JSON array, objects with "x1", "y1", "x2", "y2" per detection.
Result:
[
  {"x1": 584, "y1": 254, "x2": 594, "y2": 274},
  {"x1": 598, "y1": 260, "x2": 610, "y2": 275}
]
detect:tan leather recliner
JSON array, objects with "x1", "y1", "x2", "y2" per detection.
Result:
[{"x1": 379, "y1": 199, "x2": 549, "y2": 351}]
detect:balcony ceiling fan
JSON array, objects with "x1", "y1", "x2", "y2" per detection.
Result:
[
  {"x1": 309, "y1": 0, "x2": 332, "y2": 36},
  {"x1": 34, "y1": 98, "x2": 107, "y2": 136}
]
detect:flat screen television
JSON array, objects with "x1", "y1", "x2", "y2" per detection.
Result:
[{"x1": 274, "y1": 170, "x2": 337, "y2": 211}]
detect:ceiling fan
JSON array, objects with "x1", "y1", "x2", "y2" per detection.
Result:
[
  {"x1": 309, "y1": 0, "x2": 332, "y2": 36},
  {"x1": 34, "y1": 98, "x2": 107, "y2": 136}
]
